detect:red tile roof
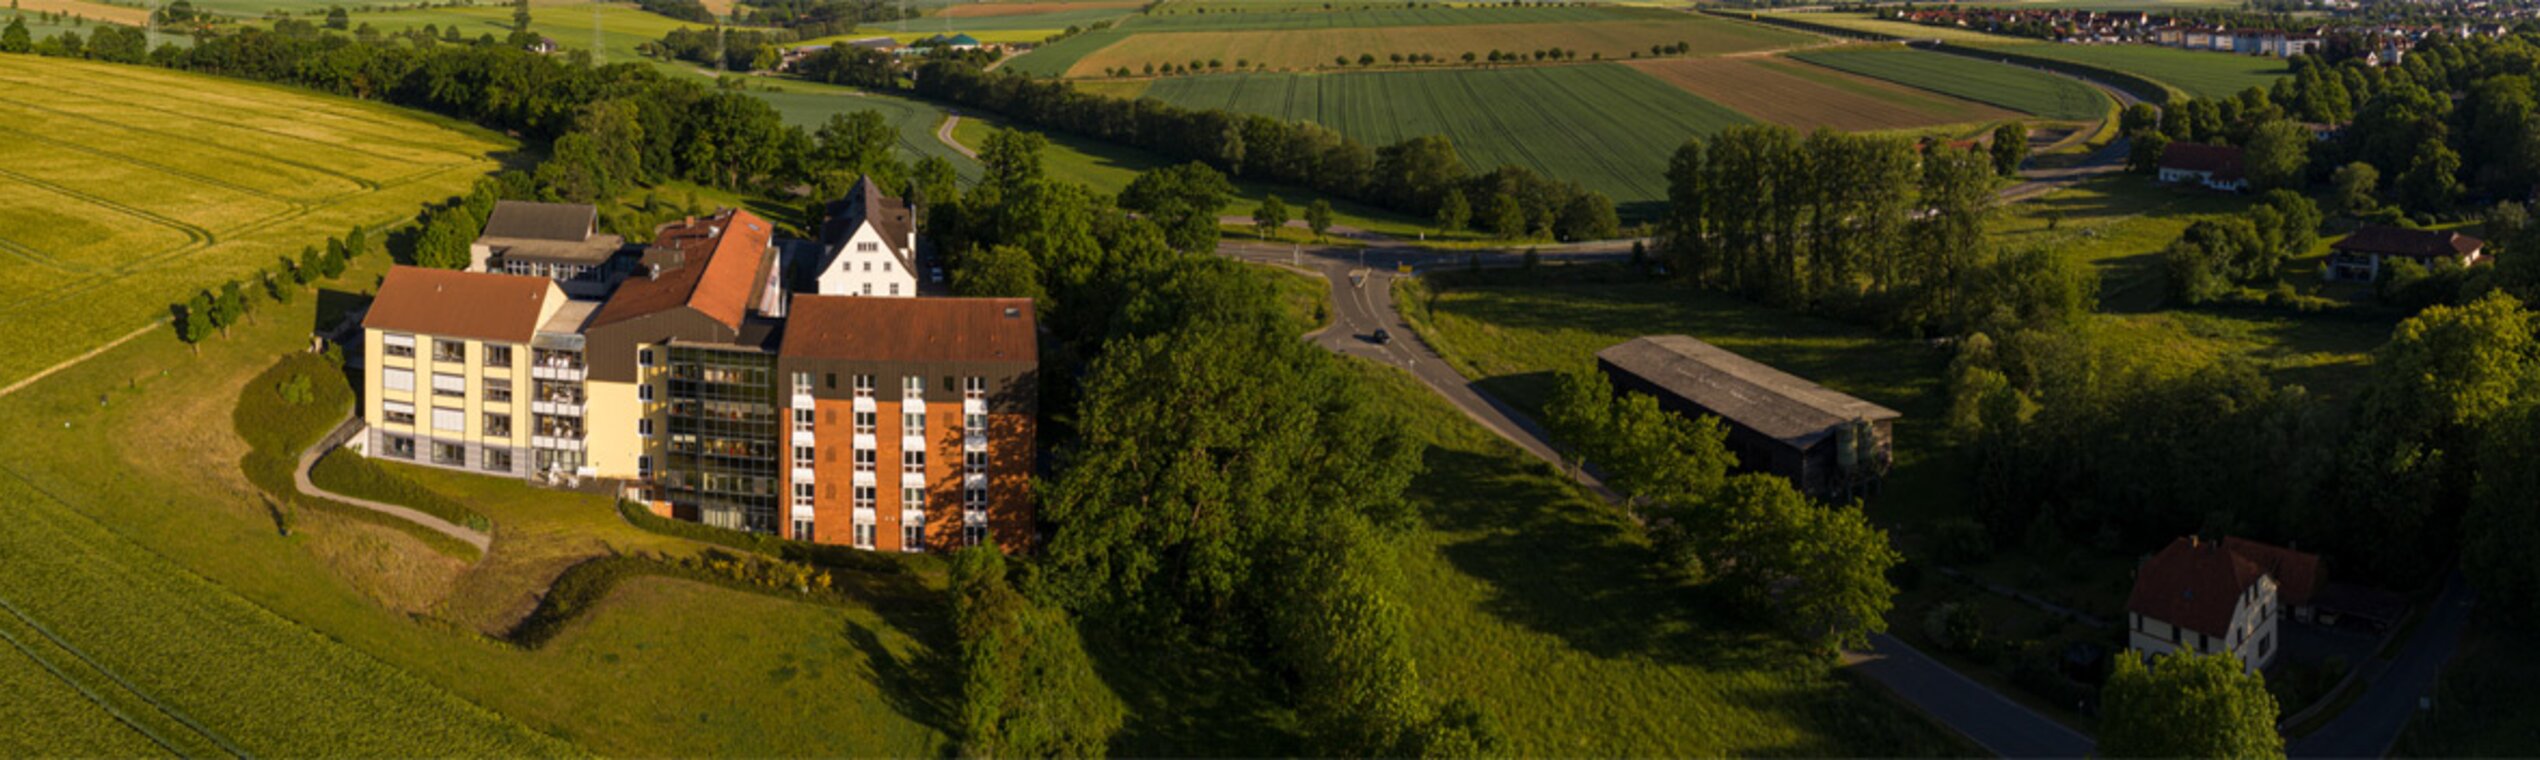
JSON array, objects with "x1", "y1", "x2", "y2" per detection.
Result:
[
  {"x1": 2159, "y1": 142, "x2": 2245, "y2": 177},
  {"x1": 590, "y1": 209, "x2": 774, "y2": 331},
  {"x1": 2331, "y1": 225, "x2": 2485, "y2": 259},
  {"x1": 363, "y1": 266, "x2": 557, "y2": 344},
  {"x1": 2128, "y1": 535, "x2": 2319, "y2": 639},
  {"x1": 779, "y1": 295, "x2": 1036, "y2": 364}
]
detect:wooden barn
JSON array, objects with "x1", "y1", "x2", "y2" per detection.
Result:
[{"x1": 1596, "y1": 335, "x2": 1900, "y2": 499}]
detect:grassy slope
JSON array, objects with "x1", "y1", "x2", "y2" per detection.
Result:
[
  {"x1": 336, "y1": 2, "x2": 726, "y2": 64},
  {"x1": 1120, "y1": 3, "x2": 1665, "y2": 30},
  {"x1": 871, "y1": 4, "x2": 1137, "y2": 32},
  {"x1": 0, "y1": 55, "x2": 505, "y2": 390},
  {"x1": 1791, "y1": 47, "x2": 2111, "y2": 121},
  {"x1": 750, "y1": 79, "x2": 984, "y2": 181},
  {"x1": 1354, "y1": 360, "x2": 1964, "y2": 756},
  {"x1": 1137, "y1": 64, "x2": 1753, "y2": 217},
  {"x1": 1977, "y1": 41, "x2": 2288, "y2": 100},
  {"x1": 0, "y1": 247, "x2": 953, "y2": 756},
  {"x1": 1000, "y1": 28, "x2": 1131, "y2": 76}
]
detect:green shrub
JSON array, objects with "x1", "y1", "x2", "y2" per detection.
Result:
[
  {"x1": 509, "y1": 550, "x2": 850, "y2": 649},
  {"x1": 309, "y1": 450, "x2": 490, "y2": 531},
  {"x1": 234, "y1": 353, "x2": 478, "y2": 558},
  {"x1": 613, "y1": 499, "x2": 911, "y2": 575}
]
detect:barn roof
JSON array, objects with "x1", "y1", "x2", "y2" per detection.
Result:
[{"x1": 1595, "y1": 335, "x2": 1900, "y2": 449}]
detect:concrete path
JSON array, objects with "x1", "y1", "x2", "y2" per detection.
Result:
[
  {"x1": 293, "y1": 412, "x2": 492, "y2": 552},
  {"x1": 936, "y1": 111, "x2": 978, "y2": 160},
  {"x1": 1848, "y1": 634, "x2": 2097, "y2": 758},
  {"x1": 2288, "y1": 574, "x2": 2476, "y2": 758}
]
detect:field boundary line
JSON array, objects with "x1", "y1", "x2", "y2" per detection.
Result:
[
  {"x1": 0, "y1": 603, "x2": 193, "y2": 758},
  {"x1": 0, "y1": 595, "x2": 249, "y2": 759},
  {"x1": 0, "y1": 321, "x2": 160, "y2": 401},
  {"x1": 0, "y1": 69, "x2": 489, "y2": 166},
  {"x1": 0, "y1": 123, "x2": 323, "y2": 207},
  {"x1": 0, "y1": 166, "x2": 215, "y2": 245},
  {"x1": 0, "y1": 97, "x2": 387, "y2": 192}
]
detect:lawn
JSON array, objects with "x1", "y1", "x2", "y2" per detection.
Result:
[
  {"x1": 1138, "y1": 65, "x2": 1756, "y2": 217},
  {"x1": 1625, "y1": 55, "x2": 2024, "y2": 132},
  {"x1": 1974, "y1": 41, "x2": 2290, "y2": 100},
  {"x1": 1351, "y1": 359, "x2": 1965, "y2": 756},
  {"x1": 749, "y1": 79, "x2": 984, "y2": 181},
  {"x1": 1791, "y1": 47, "x2": 2113, "y2": 121},
  {"x1": 1065, "y1": 17, "x2": 1811, "y2": 76},
  {"x1": 0, "y1": 245, "x2": 959, "y2": 755},
  {"x1": 0, "y1": 55, "x2": 505, "y2": 392}
]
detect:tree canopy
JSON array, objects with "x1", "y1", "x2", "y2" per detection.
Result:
[{"x1": 2101, "y1": 651, "x2": 2285, "y2": 760}]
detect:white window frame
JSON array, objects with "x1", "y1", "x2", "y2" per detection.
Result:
[
  {"x1": 639, "y1": 419, "x2": 654, "y2": 437},
  {"x1": 382, "y1": 400, "x2": 416, "y2": 425},
  {"x1": 383, "y1": 367, "x2": 416, "y2": 393},
  {"x1": 639, "y1": 384, "x2": 654, "y2": 402},
  {"x1": 432, "y1": 372, "x2": 466, "y2": 397},
  {"x1": 432, "y1": 406, "x2": 465, "y2": 432}
]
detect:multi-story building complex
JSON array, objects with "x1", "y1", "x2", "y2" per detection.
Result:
[
  {"x1": 777, "y1": 295, "x2": 1037, "y2": 552},
  {"x1": 813, "y1": 177, "x2": 926, "y2": 297},
  {"x1": 361, "y1": 195, "x2": 1036, "y2": 552},
  {"x1": 470, "y1": 200, "x2": 630, "y2": 297},
  {"x1": 361, "y1": 267, "x2": 597, "y2": 479}
]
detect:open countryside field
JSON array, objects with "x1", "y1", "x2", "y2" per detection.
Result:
[
  {"x1": 1001, "y1": 28, "x2": 1128, "y2": 75},
  {"x1": 1970, "y1": 41, "x2": 2289, "y2": 99},
  {"x1": 1757, "y1": 11, "x2": 2026, "y2": 44},
  {"x1": 1063, "y1": 17, "x2": 1812, "y2": 76},
  {"x1": 1140, "y1": 65, "x2": 1754, "y2": 213},
  {"x1": 1791, "y1": 47, "x2": 2111, "y2": 121},
  {"x1": 751, "y1": 81, "x2": 982, "y2": 181},
  {"x1": 1121, "y1": 3, "x2": 1659, "y2": 29},
  {"x1": 15, "y1": 0, "x2": 150, "y2": 26},
  {"x1": 0, "y1": 54, "x2": 505, "y2": 388},
  {"x1": 339, "y1": 2, "x2": 730, "y2": 63},
  {"x1": 938, "y1": 1, "x2": 1144, "y2": 18},
  {"x1": 869, "y1": 4, "x2": 1134, "y2": 33},
  {"x1": 1625, "y1": 56, "x2": 2022, "y2": 132}
]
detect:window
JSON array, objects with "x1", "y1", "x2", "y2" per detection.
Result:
[
  {"x1": 638, "y1": 455, "x2": 652, "y2": 479},
  {"x1": 484, "y1": 412, "x2": 512, "y2": 438},
  {"x1": 964, "y1": 376, "x2": 987, "y2": 398},
  {"x1": 791, "y1": 371, "x2": 811, "y2": 394},
  {"x1": 888, "y1": 283, "x2": 900, "y2": 296},
  {"x1": 432, "y1": 373, "x2": 465, "y2": 398},
  {"x1": 861, "y1": 283, "x2": 872, "y2": 295},
  {"x1": 964, "y1": 450, "x2": 987, "y2": 471},
  {"x1": 903, "y1": 487, "x2": 925, "y2": 509},
  {"x1": 431, "y1": 441, "x2": 464, "y2": 465},
  {"x1": 382, "y1": 400, "x2": 416, "y2": 426},
  {"x1": 902, "y1": 410, "x2": 925, "y2": 432},
  {"x1": 964, "y1": 524, "x2": 987, "y2": 547},
  {"x1": 639, "y1": 384, "x2": 654, "y2": 402},
  {"x1": 639, "y1": 348, "x2": 655, "y2": 367},
  {"x1": 856, "y1": 241, "x2": 879, "y2": 253},
  {"x1": 966, "y1": 485, "x2": 988, "y2": 507},
  {"x1": 638, "y1": 419, "x2": 654, "y2": 437},
  {"x1": 903, "y1": 523, "x2": 924, "y2": 551},
  {"x1": 853, "y1": 375, "x2": 875, "y2": 397},
  {"x1": 854, "y1": 411, "x2": 876, "y2": 435},
  {"x1": 432, "y1": 407, "x2": 465, "y2": 432},
  {"x1": 965, "y1": 412, "x2": 986, "y2": 431},
  {"x1": 854, "y1": 521, "x2": 876, "y2": 549},
  {"x1": 902, "y1": 450, "x2": 925, "y2": 473},
  {"x1": 903, "y1": 375, "x2": 925, "y2": 394},
  {"x1": 383, "y1": 333, "x2": 416, "y2": 358},
  {"x1": 485, "y1": 378, "x2": 512, "y2": 403},
  {"x1": 794, "y1": 482, "x2": 815, "y2": 502},
  {"x1": 385, "y1": 434, "x2": 416, "y2": 459},
  {"x1": 793, "y1": 445, "x2": 814, "y2": 467},
  {"x1": 882, "y1": 262, "x2": 892, "y2": 272},
  {"x1": 383, "y1": 367, "x2": 415, "y2": 393},
  {"x1": 2258, "y1": 632, "x2": 2273, "y2": 658},
  {"x1": 854, "y1": 448, "x2": 876, "y2": 473},
  {"x1": 433, "y1": 339, "x2": 466, "y2": 363},
  {"x1": 793, "y1": 408, "x2": 814, "y2": 432},
  {"x1": 793, "y1": 519, "x2": 815, "y2": 542},
  {"x1": 484, "y1": 448, "x2": 513, "y2": 473},
  {"x1": 854, "y1": 485, "x2": 877, "y2": 509},
  {"x1": 484, "y1": 345, "x2": 512, "y2": 368}
]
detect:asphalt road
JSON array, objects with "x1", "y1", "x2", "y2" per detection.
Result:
[
  {"x1": 2288, "y1": 574, "x2": 2476, "y2": 758},
  {"x1": 1848, "y1": 634, "x2": 2097, "y2": 758}
]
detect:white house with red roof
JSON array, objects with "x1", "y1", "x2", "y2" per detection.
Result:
[{"x1": 2126, "y1": 535, "x2": 2321, "y2": 671}]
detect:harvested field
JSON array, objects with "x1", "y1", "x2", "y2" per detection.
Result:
[
  {"x1": 14, "y1": 0, "x2": 150, "y2": 25},
  {"x1": 0, "y1": 55, "x2": 506, "y2": 388},
  {"x1": 1791, "y1": 47, "x2": 2111, "y2": 121},
  {"x1": 1065, "y1": 18, "x2": 1812, "y2": 76},
  {"x1": 936, "y1": 0, "x2": 1142, "y2": 17},
  {"x1": 1141, "y1": 64, "x2": 1754, "y2": 213},
  {"x1": 1626, "y1": 56, "x2": 2020, "y2": 132}
]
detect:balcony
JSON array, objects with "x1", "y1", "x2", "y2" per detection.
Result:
[
  {"x1": 964, "y1": 432, "x2": 987, "y2": 451},
  {"x1": 963, "y1": 397, "x2": 987, "y2": 415},
  {"x1": 852, "y1": 396, "x2": 876, "y2": 413},
  {"x1": 901, "y1": 434, "x2": 926, "y2": 453},
  {"x1": 532, "y1": 435, "x2": 585, "y2": 451},
  {"x1": 532, "y1": 364, "x2": 585, "y2": 382},
  {"x1": 533, "y1": 400, "x2": 585, "y2": 417},
  {"x1": 901, "y1": 471, "x2": 928, "y2": 489},
  {"x1": 792, "y1": 429, "x2": 816, "y2": 446}
]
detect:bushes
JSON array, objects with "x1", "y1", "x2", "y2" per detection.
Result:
[
  {"x1": 612, "y1": 499, "x2": 911, "y2": 575},
  {"x1": 509, "y1": 550, "x2": 841, "y2": 649},
  {"x1": 233, "y1": 353, "x2": 479, "y2": 558},
  {"x1": 309, "y1": 450, "x2": 489, "y2": 531}
]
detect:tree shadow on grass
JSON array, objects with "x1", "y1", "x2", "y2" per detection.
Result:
[
  {"x1": 843, "y1": 619, "x2": 961, "y2": 756},
  {"x1": 1080, "y1": 625, "x2": 1303, "y2": 758},
  {"x1": 1420, "y1": 445, "x2": 1782, "y2": 671}
]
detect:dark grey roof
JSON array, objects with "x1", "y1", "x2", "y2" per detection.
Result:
[
  {"x1": 819, "y1": 176, "x2": 917, "y2": 273},
  {"x1": 1597, "y1": 335, "x2": 1901, "y2": 449},
  {"x1": 481, "y1": 201, "x2": 597, "y2": 242}
]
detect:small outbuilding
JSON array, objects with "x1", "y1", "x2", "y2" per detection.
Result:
[
  {"x1": 1595, "y1": 335, "x2": 1899, "y2": 499},
  {"x1": 2156, "y1": 142, "x2": 2249, "y2": 192},
  {"x1": 2323, "y1": 225, "x2": 2486, "y2": 283}
]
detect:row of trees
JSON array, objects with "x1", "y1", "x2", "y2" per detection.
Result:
[
  {"x1": 909, "y1": 59, "x2": 1622, "y2": 240},
  {"x1": 1657, "y1": 124, "x2": 2094, "y2": 336},
  {"x1": 2161, "y1": 189, "x2": 2321, "y2": 304},
  {"x1": 931, "y1": 136, "x2": 1504, "y2": 755},
  {"x1": 1543, "y1": 367, "x2": 1902, "y2": 651},
  {"x1": 174, "y1": 225, "x2": 372, "y2": 351}
]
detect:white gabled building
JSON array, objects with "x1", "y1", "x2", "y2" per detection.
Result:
[
  {"x1": 813, "y1": 176, "x2": 923, "y2": 298},
  {"x1": 2125, "y1": 536, "x2": 2320, "y2": 672}
]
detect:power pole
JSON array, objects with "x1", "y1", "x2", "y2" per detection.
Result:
[{"x1": 591, "y1": 2, "x2": 603, "y2": 64}]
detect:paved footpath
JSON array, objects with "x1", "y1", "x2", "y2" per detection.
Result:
[{"x1": 293, "y1": 412, "x2": 492, "y2": 552}]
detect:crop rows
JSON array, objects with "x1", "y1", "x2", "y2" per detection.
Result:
[
  {"x1": 1790, "y1": 48, "x2": 2112, "y2": 121},
  {"x1": 1067, "y1": 17, "x2": 1809, "y2": 76},
  {"x1": 0, "y1": 471, "x2": 571, "y2": 756},
  {"x1": 1626, "y1": 56, "x2": 2019, "y2": 133},
  {"x1": 1120, "y1": 3, "x2": 1655, "y2": 30},
  {"x1": 1143, "y1": 64, "x2": 1755, "y2": 211},
  {"x1": 1974, "y1": 41, "x2": 2290, "y2": 100}
]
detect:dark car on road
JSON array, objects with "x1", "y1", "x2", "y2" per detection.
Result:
[{"x1": 1370, "y1": 329, "x2": 1392, "y2": 345}]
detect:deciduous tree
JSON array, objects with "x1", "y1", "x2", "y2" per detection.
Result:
[
  {"x1": 1305, "y1": 198, "x2": 1333, "y2": 241},
  {"x1": 2101, "y1": 651, "x2": 2284, "y2": 760},
  {"x1": 1251, "y1": 195, "x2": 1288, "y2": 239}
]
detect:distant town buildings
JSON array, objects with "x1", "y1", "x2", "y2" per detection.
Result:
[
  {"x1": 360, "y1": 179, "x2": 1037, "y2": 553},
  {"x1": 1595, "y1": 336, "x2": 1899, "y2": 499},
  {"x1": 1878, "y1": 6, "x2": 2510, "y2": 63}
]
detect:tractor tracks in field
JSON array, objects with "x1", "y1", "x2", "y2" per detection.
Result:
[{"x1": 0, "y1": 594, "x2": 247, "y2": 759}]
